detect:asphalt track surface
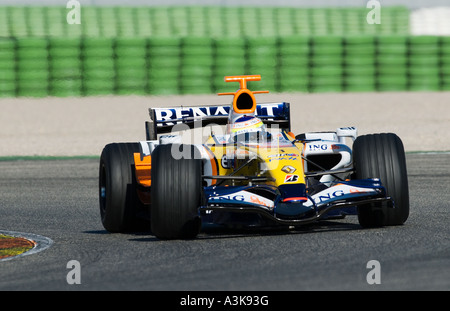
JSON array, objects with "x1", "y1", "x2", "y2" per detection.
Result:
[{"x1": 0, "y1": 153, "x2": 449, "y2": 291}]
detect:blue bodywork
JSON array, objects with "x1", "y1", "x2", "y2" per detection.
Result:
[{"x1": 200, "y1": 178, "x2": 389, "y2": 228}]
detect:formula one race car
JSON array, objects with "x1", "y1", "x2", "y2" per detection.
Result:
[{"x1": 99, "y1": 75, "x2": 409, "y2": 239}]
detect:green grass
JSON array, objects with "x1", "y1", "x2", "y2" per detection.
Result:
[{"x1": 0, "y1": 234, "x2": 35, "y2": 260}]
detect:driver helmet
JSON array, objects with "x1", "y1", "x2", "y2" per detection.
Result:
[{"x1": 229, "y1": 116, "x2": 270, "y2": 143}]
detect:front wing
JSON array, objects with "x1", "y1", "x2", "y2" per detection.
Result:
[{"x1": 200, "y1": 179, "x2": 393, "y2": 226}]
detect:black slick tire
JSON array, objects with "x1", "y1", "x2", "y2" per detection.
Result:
[
  {"x1": 151, "y1": 144, "x2": 202, "y2": 240},
  {"x1": 99, "y1": 143, "x2": 149, "y2": 233},
  {"x1": 353, "y1": 133, "x2": 409, "y2": 227}
]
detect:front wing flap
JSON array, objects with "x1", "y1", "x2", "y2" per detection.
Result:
[{"x1": 201, "y1": 178, "x2": 393, "y2": 226}]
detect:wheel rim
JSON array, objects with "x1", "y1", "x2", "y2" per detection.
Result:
[{"x1": 99, "y1": 162, "x2": 107, "y2": 221}]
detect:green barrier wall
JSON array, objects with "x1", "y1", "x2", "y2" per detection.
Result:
[
  {"x1": 0, "y1": 6, "x2": 409, "y2": 38},
  {"x1": 1, "y1": 6, "x2": 448, "y2": 97},
  {"x1": 1, "y1": 35, "x2": 450, "y2": 97}
]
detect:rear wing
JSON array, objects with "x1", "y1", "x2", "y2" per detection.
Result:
[{"x1": 146, "y1": 102, "x2": 291, "y2": 140}]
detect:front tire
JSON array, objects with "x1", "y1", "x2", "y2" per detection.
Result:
[
  {"x1": 353, "y1": 133, "x2": 409, "y2": 227},
  {"x1": 151, "y1": 144, "x2": 202, "y2": 239}
]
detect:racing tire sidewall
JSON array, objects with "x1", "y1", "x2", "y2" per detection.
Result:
[
  {"x1": 353, "y1": 133, "x2": 409, "y2": 227},
  {"x1": 151, "y1": 144, "x2": 202, "y2": 240},
  {"x1": 99, "y1": 143, "x2": 149, "y2": 233}
]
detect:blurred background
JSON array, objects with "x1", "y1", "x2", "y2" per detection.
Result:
[{"x1": 0, "y1": 0, "x2": 449, "y2": 97}]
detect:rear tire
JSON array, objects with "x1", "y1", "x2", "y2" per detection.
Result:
[
  {"x1": 353, "y1": 133, "x2": 409, "y2": 227},
  {"x1": 151, "y1": 144, "x2": 202, "y2": 239},
  {"x1": 99, "y1": 143, "x2": 150, "y2": 233}
]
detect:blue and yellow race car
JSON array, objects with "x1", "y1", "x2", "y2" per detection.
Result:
[{"x1": 99, "y1": 75, "x2": 409, "y2": 239}]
